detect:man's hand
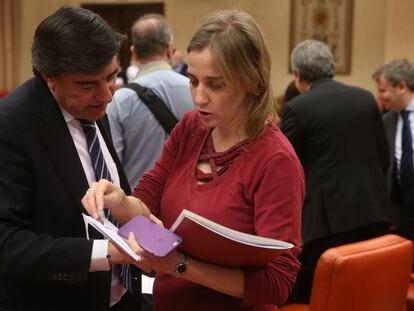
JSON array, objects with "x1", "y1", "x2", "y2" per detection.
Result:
[{"x1": 81, "y1": 179, "x2": 126, "y2": 220}]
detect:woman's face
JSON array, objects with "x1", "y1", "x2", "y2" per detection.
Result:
[{"x1": 187, "y1": 47, "x2": 247, "y2": 132}]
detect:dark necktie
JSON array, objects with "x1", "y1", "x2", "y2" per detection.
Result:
[
  {"x1": 79, "y1": 119, "x2": 132, "y2": 293},
  {"x1": 399, "y1": 110, "x2": 414, "y2": 205}
]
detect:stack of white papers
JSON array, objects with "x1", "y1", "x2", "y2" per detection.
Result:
[{"x1": 82, "y1": 213, "x2": 141, "y2": 261}]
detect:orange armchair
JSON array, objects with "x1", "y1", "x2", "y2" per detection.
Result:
[
  {"x1": 406, "y1": 274, "x2": 414, "y2": 311},
  {"x1": 280, "y1": 234, "x2": 413, "y2": 311}
]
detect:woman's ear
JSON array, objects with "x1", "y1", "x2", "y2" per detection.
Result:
[{"x1": 253, "y1": 83, "x2": 263, "y2": 96}]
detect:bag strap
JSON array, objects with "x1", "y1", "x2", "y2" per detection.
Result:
[{"x1": 125, "y1": 83, "x2": 178, "y2": 134}]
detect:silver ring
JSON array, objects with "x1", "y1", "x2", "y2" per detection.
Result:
[{"x1": 86, "y1": 188, "x2": 95, "y2": 194}]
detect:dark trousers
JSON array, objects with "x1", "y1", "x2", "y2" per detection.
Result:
[
  {"x1": 111, "y1": 292, "x2": 153, "y2": 311},
  {"x1": 288, "y1": 222, "x2": 391, "y2": 304},
  {"x1": 0, "y1": 292, "x2": 143, "y2": 311},
  {"x1": 110, "y1": 292, "x2": 141, "y2": 311}
]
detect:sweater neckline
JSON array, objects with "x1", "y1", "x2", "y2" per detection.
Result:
[
  {"x1": 195, "y1": 133, "x2": 251, "y2": 183},
  {"x1": 191, "y1": 128, "x2": 254, "y2": 190}
]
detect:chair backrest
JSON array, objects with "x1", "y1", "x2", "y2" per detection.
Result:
[{"x1": 309, "y1": 234, "x2": 413, "y2": 311}]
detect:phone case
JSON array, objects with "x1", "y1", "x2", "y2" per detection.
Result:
[{"x1": 118, "y1": 215, "x2": 182, "y2": 257}]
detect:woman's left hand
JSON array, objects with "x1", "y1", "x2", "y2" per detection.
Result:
[{"x1": 127, "y1": 231, "x2": 183, "y2": 275}]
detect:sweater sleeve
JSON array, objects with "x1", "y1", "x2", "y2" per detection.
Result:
[{"x1": 243, "y1": 152, "x2": 304, "y2": 306}]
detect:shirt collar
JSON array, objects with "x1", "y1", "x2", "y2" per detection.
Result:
[
  {"x1": 405, "y1": 95, "x2": 414, "y2": 112},
  {"x1": 59, "y1": 106, "x2": 75, "y2": 124},
  {"x1": 136, "y1": 60, "x2": 172, "y2": 78}
]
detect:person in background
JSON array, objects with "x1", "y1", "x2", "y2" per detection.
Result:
[
  {"x1": 116, "y1": 67, "x2": 127, "y2": 89},
  {"x1": 281, "y1": 80, "x2": 300, "y2": 105},
  {"x1": 376, "y1": 94, "x2": 389, "y2": 115},
  {"x1": 281, "y1": 39, "x2": 393, "y2": 304},
  {"x1": 172, "y1": 49, "x2": 189, "y2": 76},
  {"x1": 108, "y1": 13, "x2": 193, "y2": 190},
  {"x1": 83, "y1": 9, "x2": 304, "y2": 311},
  {"x1": 0, "y1": 6, "x2": 143, "y2": 311},
  {"x1": 126, "y1": 59, "x2": 140, "y2": 83},
  {"x1": 275, "y1": 80, "x2": 301, "y2": 125},
  {"x1": 372, "y1": 59, "x2": 414, "y2": 243}
]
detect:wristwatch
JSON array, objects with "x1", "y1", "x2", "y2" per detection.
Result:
[{"x1": 173, "y1": 256, "x2": 188, "y2": 277}]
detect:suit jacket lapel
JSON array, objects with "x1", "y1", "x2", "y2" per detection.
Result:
[
  {"x1": 384, "y1": 111, "x2": 397, "y2": 156},
  {"x1": 383, "y1": 111, "x2": 398, "y2": 191},
  {"x1": 34, "y1": 77, "x2": 90, "y2": 212}
]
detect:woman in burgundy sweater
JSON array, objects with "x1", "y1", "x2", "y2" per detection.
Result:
[{"x1": 83, "y1": 10, "x2": 304, "y2": 311}]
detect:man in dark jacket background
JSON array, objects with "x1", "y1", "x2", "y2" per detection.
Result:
[{"x1": 281, "y1": 39, "x2": 393, "y2": 303}]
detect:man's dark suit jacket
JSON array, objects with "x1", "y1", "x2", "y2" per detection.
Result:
[
  {"x1": 0, "y1": 77, "x2": 141, "y2": 310},
  {"x1": 281, "y1": 78, "x2": 393, "y2": 244},
  {"x1": 383, "y1": 111, "x2": 414, "y2": 239}
]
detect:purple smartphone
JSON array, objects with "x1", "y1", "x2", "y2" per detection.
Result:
[{"x1": 118, "y1": 215, "x2": 182, "y2": 257}]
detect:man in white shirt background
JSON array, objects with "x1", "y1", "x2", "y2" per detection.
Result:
[
  {"x1": 373, "y1": 59, "x2": 414, "y2": 244},
  {"x1": 108, "y1": 14, "x2": 193, "y2": 191}
]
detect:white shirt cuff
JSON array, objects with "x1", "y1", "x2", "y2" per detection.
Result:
[{"x1": 89, "y1": 239, "x2": 111, "y2": 272}]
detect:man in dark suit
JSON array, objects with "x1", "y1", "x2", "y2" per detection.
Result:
[
  {"x1": 0, "y1": 6, "x2": 142, "y2": 311},
  {"x1": 281, "y1": 40, "x2": 393, "y2": 303},
  {"x1": 372, "y1": 59, "x2": 414, "y2": 242}
]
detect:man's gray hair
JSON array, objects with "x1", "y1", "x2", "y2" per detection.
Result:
[
  {"x1": 291, "y1": 39, "x2": 334, "y2": 83},
  {"x1": 371, "y1": 59, "x2": 414, "y2": 92},
  {"x1": 131, "y1": 14, "x2": 172, "y2": 60}
]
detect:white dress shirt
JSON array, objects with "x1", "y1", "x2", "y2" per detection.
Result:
[
  {"x1": 60, "y1": 107, "x2": 126, "y2": 306},
  {"x1": 395, "y1": 97, "x2": 414, "y2": 175}
]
